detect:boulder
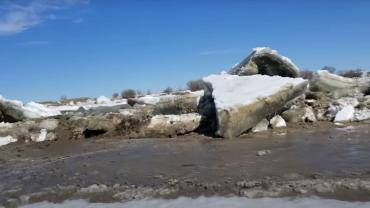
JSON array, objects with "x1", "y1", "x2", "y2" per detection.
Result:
[
  {"x1": 251, "y1": 119, "x2": 269, "y2": 133},
  {"x1": 229, "y1": 47, "x2": 300, "y2": 78},
  {"x1": 146, "y1": 113, "x2": 201, "y2": 137},
  {"x1": 198, "y1": 74, "x2": 308, "y2": 138},
  {"x1": 270, "y1": 115, "x2": 287, "y2": 128},
  {"x1": 310, "y1": 70, "x2": 370, "y2": 98}
]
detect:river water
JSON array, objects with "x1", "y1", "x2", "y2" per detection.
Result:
[{"x1": 21, "y1": 196, "x2": 370, "y2": 208}]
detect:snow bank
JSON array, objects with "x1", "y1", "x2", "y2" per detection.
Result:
[
  {"x1": 203, "y1": 74, "x2": 306, "y2": 109},
  {"x1": 21, "y1": 196, "x2": 370, "y2": 208},
  {"x1": 0, "y1": 135, "x2": 17, "y2": 146}
]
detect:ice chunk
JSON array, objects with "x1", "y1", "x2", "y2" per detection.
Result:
[
  {"x1": 199, "y1": 74, "x2": 308, "y2": 138},
  {"x1": 270, "y1": 115, "x2": 287, "y2": 128},
  {"x1": 334, "y1": 106, "x2": 355, "y2": 122},
  {"x1": 96, "y1": 96, "x2": 111, "y2": 104},
  {"x1": 203, "y1": 74, "x2": 306, "y2": 109},
  {"x1": 0, "y1": 135, "x2": 17, "y2": 146},
  {"x1": 251, "y1": 119, "x2": 269, "y2": 132}
]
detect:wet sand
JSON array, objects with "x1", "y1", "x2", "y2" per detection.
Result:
[{"x1": 1, "y1": 122, "x2": 370, "y2": 206}]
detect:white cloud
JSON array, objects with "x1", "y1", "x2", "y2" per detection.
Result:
[
  {"x1": 0, "y1": 4, "x2": 41, "y2": 35},
  {"x1": 23, "y1": 40, "x2": 50, "y2": 45},
  {"x1": 0, "y1": 0, "x2": 89, "y2": 35}
]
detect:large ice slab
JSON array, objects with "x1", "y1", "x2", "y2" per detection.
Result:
[{"x1": 200, "y1": 74, "x2": 308, "y2": 138}]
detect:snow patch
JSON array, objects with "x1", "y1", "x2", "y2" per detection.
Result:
[{"x1": 0, "y1": 135, "x2": 17, "y2": 146}]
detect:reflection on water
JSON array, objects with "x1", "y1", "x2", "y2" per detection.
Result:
[{"x1": 22, "y1": 196, "x2": 370, "y2": 208}]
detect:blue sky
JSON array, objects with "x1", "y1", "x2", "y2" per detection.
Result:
[{"x1": 1, "y1": 0, "x2": 370, "y2": 102}]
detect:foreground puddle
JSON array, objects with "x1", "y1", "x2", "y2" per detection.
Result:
[{"x1": 21, "y1": 196, "x2": 370, "y2": 208}]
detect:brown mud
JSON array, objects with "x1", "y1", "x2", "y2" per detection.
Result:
[{"x1": 1, "y1": 122, "x2": 370, "y2": 206}]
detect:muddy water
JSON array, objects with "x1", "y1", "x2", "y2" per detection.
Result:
[
  {"x1": 20, "y1": 196, "x2": 370, "y2": 208},
  {"x1": 1, "y1": 123, "x2": 370, "y2": 205}
]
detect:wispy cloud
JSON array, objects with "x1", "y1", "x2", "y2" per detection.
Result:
[
  {"x1": 72, "y1": 17, "x2": 83, "y2": 24},
  {"x1": 0, "y1": 0, "x2": 89, "y2": 35},
  {"x1": 199, "y1": 48, "x2": 243, "y2": 56},
  {"x1": 23, "y1": 40, "x2": 50, "y2": 45}
]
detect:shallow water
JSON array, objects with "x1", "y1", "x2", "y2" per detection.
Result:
[{"x1": 21, "y1": 197, "x2": 370, "y2": 208}]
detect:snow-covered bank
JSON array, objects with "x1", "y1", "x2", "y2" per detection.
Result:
[{"x1": 21, "y1": 196, "x2": 370, "y2": 208}]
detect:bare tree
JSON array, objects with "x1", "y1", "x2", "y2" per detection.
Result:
[
  {"x1": 60, "y1": 95, "x2": 67, "y2": 101},
  {"x1": 136, "y1": 89, "x2": 143, "y2": 97},
  {"x1": 112, "y1": 92, "x2": 119, "y2": 99},
  {"x1": 121, "y1": 89, "x2": 136, "y2": 98},
  {"x1": 339, "y1": 69, "x2": 364, "y2": 78},
  {"x1": 162, "y1": 87, "x2": 173, "y2": 94},
  {"x1": 299, "y1": 69, "x2": 314, "y2": 80},
  {"x1": 187, "y1": 79, "x2": 205, "y2": 91}
]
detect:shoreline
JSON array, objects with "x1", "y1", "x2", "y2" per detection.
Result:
[{"x1": 1, "y1": 122, "x2": 370, "y2": 206}]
